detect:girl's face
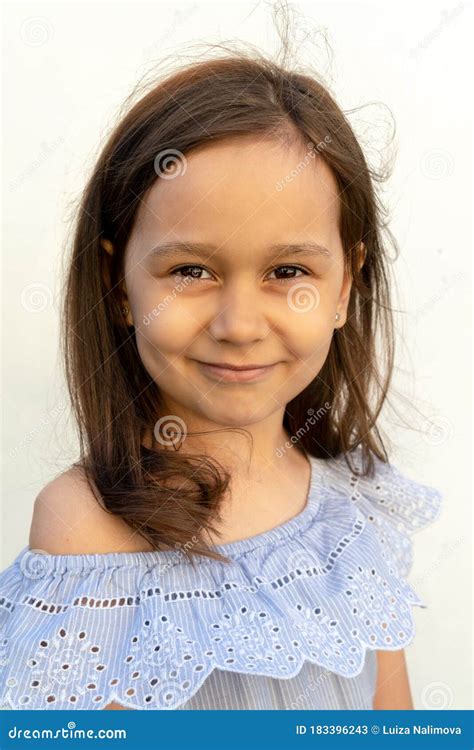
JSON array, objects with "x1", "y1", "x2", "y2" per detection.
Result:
[{"x1": 123, "y1": 136, "x2": 352, "y2": 430}]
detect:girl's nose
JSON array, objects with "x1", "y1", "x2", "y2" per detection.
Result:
[{"x1": 207, "y1": 283, "x2": 271, "y2": 345}]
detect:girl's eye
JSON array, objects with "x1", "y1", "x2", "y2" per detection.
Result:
[
  {"x1": 171, "y1": 265, "x2": 213, "y2": 281},
  {"x1": 170, "y1": 265, "x2": 309, "y2": 283},
  {"x1": 267, "y1": 265, "x2": 309, "y2": 283}
]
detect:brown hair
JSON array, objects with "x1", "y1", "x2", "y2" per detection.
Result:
[{"x1": 61, "y1": 38, "x2": 399, "y2": 565}]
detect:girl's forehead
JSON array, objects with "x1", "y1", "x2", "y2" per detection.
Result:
[{"x1": 133, "y1": 138, "x2": 341, "y2": 248}]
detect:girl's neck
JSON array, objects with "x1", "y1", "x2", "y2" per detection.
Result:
[
  {"x1": 141, "y1": 424, "x2": 311, "y2": 546},
  {"x1": 204, "y1": 444, "x2": 311, "y2": 546}
]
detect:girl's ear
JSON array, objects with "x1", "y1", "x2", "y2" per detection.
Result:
[
  {"x1": 117, "y1": 281, "x2": 134, "y2": 328},
  {"x1": 357, "y1": 241, "x2": 366, "y2": 272},
  {"x1": 100, "y1": 239, "x2": 134, "y2": 329},
  {"x1": 100, "y1": 237, "x2": 115, "y2": 293},
  {"x1": 336, "y1": 241, "x2": 366, "y2": 327},
  {"x1": 100, "y1": 238, "x2": 114, "y2": 255},
  {"x1": 337, "y1": 265, "x2": 353, "y2": 325}
]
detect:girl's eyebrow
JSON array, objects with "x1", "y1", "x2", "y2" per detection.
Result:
[{"x1": 147, "y1": 241, "x2": 332, "y2": 261}]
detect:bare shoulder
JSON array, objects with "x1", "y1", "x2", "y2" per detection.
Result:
[{"x1": 29, "y1": 466, "x2": 155, "y2": 555}]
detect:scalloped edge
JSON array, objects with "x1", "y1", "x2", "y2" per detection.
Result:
[{"x1": 0, "y1": 594, "x2": 425, "y2": 711}]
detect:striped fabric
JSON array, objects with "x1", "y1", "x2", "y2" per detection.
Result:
[
  {"x1": 177, "y1": 652, "x2": 377, "y2": 710},
  {"x1": 0, "y1": 447, "x2": 442, "y2": 710}
]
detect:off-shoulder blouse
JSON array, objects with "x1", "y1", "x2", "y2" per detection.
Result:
[{"x1": 0, "y1": 447, "x2": 442, "y2": 710}]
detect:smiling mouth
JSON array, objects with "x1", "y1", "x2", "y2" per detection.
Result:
[
  {"x1": 194, "y1": 360, "x2": 278, "y2": 383},
  {"x1": 197, "y1": 361, "x2": 274, "y2": 371}
]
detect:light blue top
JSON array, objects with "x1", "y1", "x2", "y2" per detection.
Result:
[{"x1": 0, "y1": 447, "x2": 442, "y2": 710}]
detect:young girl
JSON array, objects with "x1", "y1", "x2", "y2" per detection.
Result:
[{"x1": 0, "y1": 50, "x2": 442, "y2": 711}]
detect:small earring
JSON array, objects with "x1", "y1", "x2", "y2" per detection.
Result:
[
  {"x1": 335, "y1": 312, "x2": 341, "y2": 322},
  {"x1": 121, "y1": 304, "x2": 129, "y2": 316}
]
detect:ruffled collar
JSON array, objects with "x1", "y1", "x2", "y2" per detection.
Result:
[
  {"x1": 16, "y1": 448, "x2": 322, "y2": 572},
  {"x1": 0, "y1": 448, "x2": 443, "y2": 710}
]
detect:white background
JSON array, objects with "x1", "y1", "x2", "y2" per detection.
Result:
[{"x1": 1, "y1": 0, "x2": 472, "y2": 709}]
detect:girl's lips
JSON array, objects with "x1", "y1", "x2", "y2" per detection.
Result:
[{"x1": 196, "y1": 361, "x2": 277, "y2": 383}]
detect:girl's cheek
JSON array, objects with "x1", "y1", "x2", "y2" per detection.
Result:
[
  {"x1": 131, "y1": 282, "x2": 192, "y2": 335},
  {"x1": 137, "y1": 312, "x2": 196, "y2": 353}
]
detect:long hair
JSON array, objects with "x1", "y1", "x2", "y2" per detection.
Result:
[{"x1": 60, "y1": 44, "x2": 397, "y2": 564}]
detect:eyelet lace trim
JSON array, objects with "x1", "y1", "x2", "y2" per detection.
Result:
[{"x1": 0, "y1": 449, "x2": 442, "y2": 710}]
